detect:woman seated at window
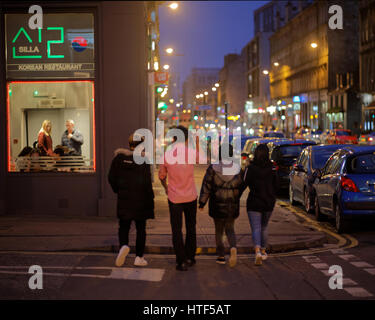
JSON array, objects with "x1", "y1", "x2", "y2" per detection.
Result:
[{"x1": 37, "y1": 120, "x2": 58, "y2": 157}]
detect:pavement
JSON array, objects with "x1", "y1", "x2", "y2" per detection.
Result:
[{"x1": 0, "y1": 165, "x2": 329, "y2": 254}]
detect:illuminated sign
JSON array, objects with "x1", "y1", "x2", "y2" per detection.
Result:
[{"x1": 6, "y1": 13, "x2": 94, "y2": 79}]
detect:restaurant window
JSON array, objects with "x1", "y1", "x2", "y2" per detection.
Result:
[{"x1": 5, "y1": 13, "x2": 95, "y2": 173}]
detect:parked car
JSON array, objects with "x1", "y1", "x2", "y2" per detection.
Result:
[
  {"x1": 326, "y1": 129, "x2": 358, "y2": 145},
  {"x1": 289, "y1": 144, "x2": 349, "y2": 213},
  {"x1": 294, "y1": 127, "x2": 311, "y2": 139},
  {"x1": 359, "y1": 132, "x2": 375, "y2": 145},
  {"x1": 319, "y1": 129, "x2": 332, "y2": 144},
  {"x1": 267, "y1": 139, "x2": 317, "y2": 190},
  {"x1": 303, "y1": 129, "x2": 324, "y2": 144},
  {"x1": 262, "y1": 131, "x2": 285, "y2": 138},
  {"x1": 241, "y1": 137, "x2": 286, "y2": 169},
  {"x1": 312, "y1": 145, "x2": 375, "y2": 233},
  {"x1": 231, "y1": 135, "x2": 259, "y2": 151}
]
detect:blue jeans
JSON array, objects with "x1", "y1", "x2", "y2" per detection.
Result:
[{"x1": 247, "y1": 210, "x2": 273, "y2": 250}]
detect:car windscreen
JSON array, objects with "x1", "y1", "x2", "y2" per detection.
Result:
[
  {"x1": 336, "y1": 131, "x2": 351, "y2": 136},
  {"x1": 347, "y1": 153, "x2": 375, "y2": 174},
  {"x1": 312, "y1": 149, "x2": 339, "y2": 169},
  {"x1": 264, "y1": 132, "x2": 284, "y2": 137},
  {"x1": 278, "y1": 145, "x2": 305, "y2": 158}
]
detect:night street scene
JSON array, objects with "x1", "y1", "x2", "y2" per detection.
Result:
[{"x1": 1, "y1": 0, "x2": 375, "y2": 311}]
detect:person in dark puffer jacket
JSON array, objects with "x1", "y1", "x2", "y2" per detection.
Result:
[
  {"x1": 199, "y1": 144, "x2": 245, "y2": 267},
  {"x1": 108, "y1": 133, "x2": 154, "y2": 268},
  {"x1": 244, "y1": 143, "x2": 279, "y2": 266}
]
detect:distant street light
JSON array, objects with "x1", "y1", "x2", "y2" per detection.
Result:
[
  {"x1": 166, "y1": 48, "x2": 174, "y2": 54},
  {"x1": 273, "y1": 62, "x2": 279, "y2": 67},
  {"x1": 212, "y1": 87, "x2": 217, "y2": 92},
  {"x1": 204, "y1": 91, "x2": 208, "y2": 96},
  {"x1": 215, "y1": 83, "x2": 220, "y2": 88},
  {"x1": 169, "y1": 2, "x2": 179, "y2": 10},
  {"x1": 262, "y1": 70, "x2": 269, "y2": 75},
  {"x1": 311, "y1": 42, "x2": 318, "y2": 48},
  {"x1": 196, "y1": 94, "x2": 200, "y2": 99},
  {"x1": 163, "y1": 64, "x2": 170, "y2": 70}
]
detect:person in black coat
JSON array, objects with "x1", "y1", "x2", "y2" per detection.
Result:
[
  {"x1": 199, "y1": 144, "x2": 245, "y2": 267},
  {"x1": 108, "y1": 133, "x2": 154, "y2": 267},
  {"x1": 243, "y1": 143, "x2": 279, "y2": 266}
]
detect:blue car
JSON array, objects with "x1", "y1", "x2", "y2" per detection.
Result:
[
  {"x1": 289, "y1": 144, "x2": 350, "y2": 213},
  {"x1": 312, "y1": 145, "x2": 375, "y2": 233}
]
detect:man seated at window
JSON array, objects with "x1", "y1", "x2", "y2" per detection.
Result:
[{"x1": 61, "y1": 119, "x2": 84, "y2": 156}]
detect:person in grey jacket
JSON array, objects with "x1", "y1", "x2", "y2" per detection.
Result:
[
  {"x1": 61, "y1": 120, "x2": 84, "y2": 156},
  {"x1": 199, "y1": 144, "x2": 245, "y2": 267}
]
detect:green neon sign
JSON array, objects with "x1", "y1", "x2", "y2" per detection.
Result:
[
  {"x1": 11, "y1": 26, "x2": 65, "y2": 59},
  {"x1": 47, "y1": 27, "x2": 64, "y2": 58}
]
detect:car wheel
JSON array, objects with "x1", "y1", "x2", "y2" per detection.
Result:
[
  {"x1": 335, "y1": 202, "x2": 349, "y2": 234},
  {"x1": 314, "y1": 193, "x2": 325, "y2": 221},
  {"x1": 289, "y1": 183, "x2": 297, "y2": 205},
  {"x1": 304, "y1": 187, "x2": 313, "y2": 213}
]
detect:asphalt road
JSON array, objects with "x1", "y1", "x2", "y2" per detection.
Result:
[{"x1": 1, "y1": 211, "x2": 374, "y2": 301}]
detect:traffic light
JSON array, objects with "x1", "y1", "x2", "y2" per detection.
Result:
[{"x1": 156, "y1": 86, "x2": 163, "y2": 94}]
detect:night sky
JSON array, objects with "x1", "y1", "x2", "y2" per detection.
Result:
[{"x1": 159, "y1": 1, "x2": 268, "y2": 92}]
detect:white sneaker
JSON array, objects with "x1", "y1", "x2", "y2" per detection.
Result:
[
  {"x1": 255, "y1": 252, "x2": 262, "y2": 266},
  {"x1": 229, "y1": 247, "x2": 237, "y2": 268},
  {"x1": 261, "y1": 252, "x2": 268, "y2": 261},
  {"x1": 134, "y1": 256, "x2": 148, "y2": 267},
  {"x1": 115, "y1": 245, "x2": 130, "y2": 267}
]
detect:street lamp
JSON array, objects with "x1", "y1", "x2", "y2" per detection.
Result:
[
  {"x1": 311, "y1": 42, "x2": 318, "y2": 48},
  {"x1": 204, "y1": 91, "x2": 208, "y2": 96},
  {"x1": 163, "y1": 64, "x2": 170, "y2": 70},
  {"x1": 165, "y1": 48, "x2": 174, "y2": 54},
  {"x1": 169, "y1": 2, "x2": 179, "y2": 10},
  {"x1": 212, "y1": 87, "x2": 217, "y2": 92},
  {"x1": 273, "y1": 62, "x2": 279, "y2": 67},
  {"x1": 215, "y1": 83, "x2": 219, "y2": 88},
  {"x1": 262, "y1": 70, "x2": 269, "y2": 75}
]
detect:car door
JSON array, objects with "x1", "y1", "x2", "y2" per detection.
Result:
[
  {"x1": 318, "y1": 156, "x2": 338, "y2": 212},
  {"x1": 294, "y1": 150, "x2": 307, "y2": 201},
  {"x1": 325, "y1": 152, "x2": 345, "y2": 214}
]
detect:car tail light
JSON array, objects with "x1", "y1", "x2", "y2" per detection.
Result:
[
  {"x1": 341, "y1": 177, "x2": 359, "y2": 192},
  {"x1": 271, "y1": 160, "x2": 279, "y2": 171},
  {"x1": 242, "y1": 155, "x2": 247, "y2": 160},
  {"x1": 369, "y1": 137, "x2": 374, "y2": 142}
]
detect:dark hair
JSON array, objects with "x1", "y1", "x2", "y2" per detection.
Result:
[
  {"x1": 253, "y1": 144, "x2": 271, "y2": 166},
  {"x1": 219, "y1": 143, "x2": 233, "y2": 161},
  {"x1": 18, "y1": 146, "x2": 33, "y2": 157},
  {"x1": 129, "y1": 133, "x2": 145, "y2": 150},
  {"x1": 176, "y1": 125, "x2": 189, "y2": 142}
]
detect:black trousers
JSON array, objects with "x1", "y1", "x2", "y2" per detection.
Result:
[
  {"x1": 168, "y1": 199, "x2": 197, "y2": 264},
  {"x1": 118, "y1": 219, "x2": 146, "y2": 257}
]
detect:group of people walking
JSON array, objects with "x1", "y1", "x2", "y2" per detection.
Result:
[{"x1": 108, "y1": 125, "x2": 279, "y2": 270}]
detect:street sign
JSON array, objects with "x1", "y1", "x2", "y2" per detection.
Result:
[{"x1": 154, "y1": 71, "x2": 169, "y2": 84}]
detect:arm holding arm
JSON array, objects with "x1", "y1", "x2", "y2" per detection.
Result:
[{"x1": 198, "y1": 166, "x2": 214, "y2": 209}]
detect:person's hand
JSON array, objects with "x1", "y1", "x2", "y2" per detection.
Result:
[{"x1": 68, "y1": 133, "x2": 73, "y2": 139}]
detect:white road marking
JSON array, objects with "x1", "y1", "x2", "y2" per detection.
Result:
[
  {"x1": 343, "y1": 278, "x2": 358, "y2": 286},
  {"x1": 364, "y1": 268, "x2": 375, "y2": 276},
  {"x1": 0, "y1": 266, "x2": 165, "y2": 282},
  {"x1": 338, "y1": 254, "x2": 358, "y2": 261},
  {"x1": 330, "y1": 249, "x2": 348, "y2": 255},
  {"x1": 311, "y1": 263, "x2": 330, "y2": 269},
  {"x1": 343, "y1": 287, "x2": 373, "y2": 298},
  {"x1": 302, "y1": 256, "x2": 322, "y2": 263},
  {"x1": 350, "y1": 262, "x2": 374, "y2": 268}
]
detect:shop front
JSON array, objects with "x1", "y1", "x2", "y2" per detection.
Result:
[{"x1": 0, "y1": 2, "x2": 149, "y2": 216}]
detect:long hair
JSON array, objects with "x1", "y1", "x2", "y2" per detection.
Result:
[
  {"x1": 39, "y1": 120, "x2": 51, "y2": 136},
  {"x1": 253, "y1": 144, "x2": 271, "y2": 167}
]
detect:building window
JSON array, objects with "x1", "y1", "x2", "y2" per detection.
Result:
[{"x1": 5, "y1": 13, "x2": 96, "y2": 173}]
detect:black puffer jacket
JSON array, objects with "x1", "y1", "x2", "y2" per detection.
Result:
[
  {"x1": 244, "y1": 161, "x2": 279, "y2": 212},
  {"x1": 199, "y1": 163, "x2": 245, "y2": 219},
  {"x1": 108, "y1": 148, "x2": 154, "y2": 220}
]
